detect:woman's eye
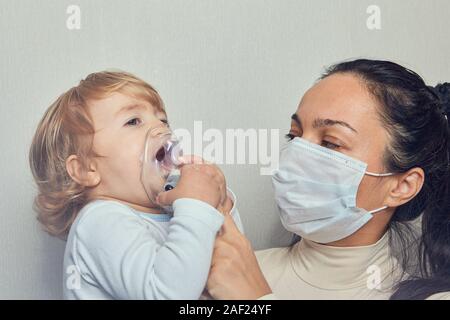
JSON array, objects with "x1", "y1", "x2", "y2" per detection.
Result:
[
  {"x1": 125, "y1": 118, "x2": 142, "y2": 126},
  {"x1": 322, "y1": 140, "x2": 340, "y2": 149}
]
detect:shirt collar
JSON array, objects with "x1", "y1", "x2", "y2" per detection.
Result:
[{"x1": 290, "y1": 231, "x2": 398, "y2": 290}]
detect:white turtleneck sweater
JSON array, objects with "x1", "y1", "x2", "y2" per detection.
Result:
[
  {"x1": 255, "y1": 231, "x2": 450, "y2": 300},
  {"x1": 256, "y1": 232, "x2": 402, "y2": 299}
]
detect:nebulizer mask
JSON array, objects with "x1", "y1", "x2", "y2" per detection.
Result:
[{"x1": 140, "y1": 125, "x2": 183, "y2": 210}]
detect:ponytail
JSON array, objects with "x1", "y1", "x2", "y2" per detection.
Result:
[{"x1": 391, "y1": 82, "x2": 450, "y2": 299}]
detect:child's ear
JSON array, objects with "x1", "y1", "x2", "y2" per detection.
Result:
[
  {"x1": 65, "y1": 155, "x2": 101, "y2": 187},
  {"x1": 385, "y1": 167, "x2": 424, "y2": 208}
]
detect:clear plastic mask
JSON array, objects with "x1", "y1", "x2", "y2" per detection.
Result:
[{"x1": 140, "y1": 126, "x2": 183, "y2": 206}]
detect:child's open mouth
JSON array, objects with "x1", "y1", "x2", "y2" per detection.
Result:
[
  {"x1": 155, "y1": 146, "x2": 166, "y2": 162},
  {"x1": 155, "y1": 146, "x2": 171, "y2": 176}
]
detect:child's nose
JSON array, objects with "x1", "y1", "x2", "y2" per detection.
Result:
[{"x1": 148, "y1": 123, "x2": 170, "y2": 137}]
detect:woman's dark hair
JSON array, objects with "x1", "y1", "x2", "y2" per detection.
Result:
[{"x1": 321, "y1": 59, "x2": 450, "y2": 300}]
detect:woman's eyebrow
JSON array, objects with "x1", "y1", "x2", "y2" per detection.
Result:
[
  {"x1": 291, "y1": 113, "x2": 303, "y2": 128},
  {"x1": 313, "y1": 118, "x2": 358, "y2": 133},
  {"x1": 291, "y1": 113, "x2": 358, "y2": 133}
]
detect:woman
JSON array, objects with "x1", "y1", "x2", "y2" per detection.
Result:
[{"x1": 206, "y1": 59, "x2": 450, "y2": 300}]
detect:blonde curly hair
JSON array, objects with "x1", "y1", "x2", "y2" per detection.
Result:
[{"x1": 29, "y1": 70, "x2": 165, "y2": 239}]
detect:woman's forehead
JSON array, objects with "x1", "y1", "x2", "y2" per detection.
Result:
[{"x1": 296, "y1": 73, "x2": 379, "y2": 130}]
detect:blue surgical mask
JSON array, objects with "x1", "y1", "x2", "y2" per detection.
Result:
[{"x1": 272, "y1": 137, "x2": 393, "y2": 243}]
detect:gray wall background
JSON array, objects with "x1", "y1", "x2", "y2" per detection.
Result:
[{"x1": 1, "y1": 0, "x2": 449, "y2": 299}]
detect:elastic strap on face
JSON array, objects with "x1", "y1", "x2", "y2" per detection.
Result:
[
  {"x1": 365, "y1": 171, "x2": 394, "y2": 177},
  {"x1": 369, "y1": 205, "x2": 388, "y2": 214},
  {"x1": 364, "y1": 172, "x2": 392, "y2": 214}
]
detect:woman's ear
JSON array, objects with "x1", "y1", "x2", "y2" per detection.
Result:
[
  {"x1": 65, "y1": 155, "x2": 101, "y2": 187},
  {"x1": 385, "y1": 167, "x2": 424, "y2": 207}
]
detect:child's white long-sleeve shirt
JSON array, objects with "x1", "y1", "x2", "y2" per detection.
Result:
[{"x1": 63, "y1": 191, "x2": 243, "y2": 300}]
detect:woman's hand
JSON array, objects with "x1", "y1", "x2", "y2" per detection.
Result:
[
  {"x1": 207, "y1": 213, "x2": 272, "y2": 299},
  {"x1": 156, "y1": 155, "x2": 229, "y2": 212}
]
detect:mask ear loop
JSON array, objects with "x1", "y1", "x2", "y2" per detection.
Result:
[
  {"x1": 364, "y1": 171, "x2": 394, "y2": 214},
  {"x1": 368, "y1": 206, "x2": 389, "y2": 214},
  {"x1": 365, "y1": 171, "x2": 395, "y2": 177}
]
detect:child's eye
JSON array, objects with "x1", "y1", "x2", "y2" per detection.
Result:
[
  {"x1": 125, "y1": 118, "x2": 142, "y2": 126},
  {"x1": 322, "y1": 140, "x2": 340, "y2": 150}
]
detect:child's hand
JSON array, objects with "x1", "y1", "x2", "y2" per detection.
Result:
[{"x1": 156, "y1": 155, "x2": 228, "y2": 211}]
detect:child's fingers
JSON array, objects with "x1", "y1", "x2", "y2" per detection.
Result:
[
  {"x1": 156, "y1": 189, "x2": 177, "y2": 206},
  {"x1": 178, "y1": 155, "x2": 211, "y2": 165}
]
